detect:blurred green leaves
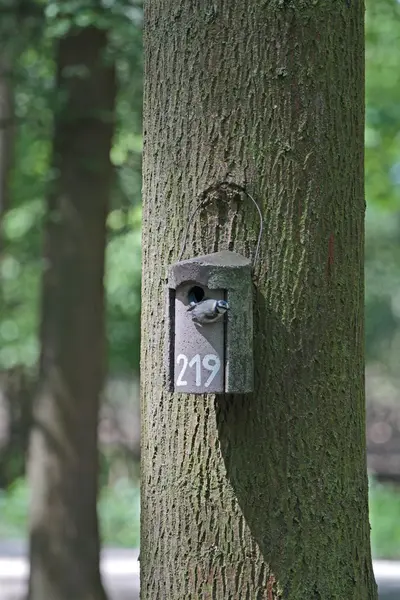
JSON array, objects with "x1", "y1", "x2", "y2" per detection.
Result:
[
  {"x1": 365, "y1": 0, "x2": 400, "y2": 370},
  {"x1": 1, "y1": 201, "x2": 43, "y2": 368},
  {"x1": 0, "y1": 1, "x2": 143, "y2": 373},
  {"x1": 0, "y1": 476, "x2": 141, "y2": 547},
  {"x1": 106, "y1": 206, "x2": 142, "y2": 372},
  {"x1": 0, "y1": 478, "x2": 28, "y2": 539},
  {"x1": 370, "y1": 477, "x2": 400, "y2": 559},
  {"x1": 99, "y1": 477, "x2": 140, "y2": 547},
  {"x1": 2, "y1": 0, "x2": 400, "y2": 378},
  {"x1": 366, "y1": 0, "x2": 400, "y2": 208}
]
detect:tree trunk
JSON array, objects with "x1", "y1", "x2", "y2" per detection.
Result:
[
  {"x1": 28, "y1": 26, "x2": 116, "y2": 600},
  {"x1": 0, "y1": 366, "x2": 33, "y2": 488},
  {"x1": 141, "y1": 2, "x2": 377, "y2": 599}
]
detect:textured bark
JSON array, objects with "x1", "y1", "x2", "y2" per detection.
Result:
[
  {"x1": 141, "y1": 1, "x2": 377, "y2": 599},
  {"x1": 28, "y1": 26, "x2": 116, "y2": 600}
]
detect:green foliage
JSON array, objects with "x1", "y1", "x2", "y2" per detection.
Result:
[
  {"x1": 0, "y1": 0, "x2": 400, "y2": 559},
  {"x1": 366, "y1": 0, "x2": 400, "y2": 209},
  {"x1": 106, "y1": 206, "x2": 142, "y2": 371},
  {"x1": 0, "y1": 476, "x2": 140, "y2": 547},
  {"x1": 365, "y1": 206, "x2": 400, "y2": 364},
  {"x1": 1, "y1": 202, "x2": 43, "y2": 367},
  {"x1": 98, "y1": 477, "x2": 140, "y2": 547},
  {"x1": 364, "y1": 0, "x2": 400, "y2": 370},
  {"x1": 370, "y1": 478, "x2": 400, "y2": 559},
  {"x1": 2, "y1": 0, "x2": 400, "y2": 376},
  {"x1": 0, "y1": 1, "x2": 143, "y2": 373},
  {"x1": 0, "y1": 478, "x2": 28, "y2": 539}
]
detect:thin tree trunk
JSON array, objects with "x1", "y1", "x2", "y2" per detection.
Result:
[
  {"x1": 0, "y1": 366, "x2": 33, "y2": 488},
  {"x1": 141, "y1": 2, "x2": 377, "y2": 599},
  {"x1": 28, "y1": 26, "x2": 116, "y2": 600}
]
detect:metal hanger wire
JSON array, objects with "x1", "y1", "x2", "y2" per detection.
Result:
[{"x1": 177, "y1": 181, "x2": 264, "y2": 268}]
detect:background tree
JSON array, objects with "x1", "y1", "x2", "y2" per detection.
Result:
[
  {"x1": 141, "y1": 2, "x2": 378, "y2": 599},
  {"x1": 27, "y1": 16, "x2": 116, "y2": 600},
  {"x1": 0, "y1": 0, "x2": 400, "y2": 584},
  {"x1": 0, "y1": 0, "x2": 143, "y2": 535}
]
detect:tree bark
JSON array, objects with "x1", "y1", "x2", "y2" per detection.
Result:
[
  {"x1": 141, "y1": 2, "x2": 377, "y2": 599},
  {"x1": 28, "y1": 26, "x2": 116, "y2": 600}
]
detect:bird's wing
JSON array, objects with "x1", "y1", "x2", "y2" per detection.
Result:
[
  {"x1": 192, "y1": 303, "x2": 218, "y2": 321},
  {"x1": 202, "y1": 308, "x2": 218, "y2": 319},
  {"x1": 201, "y1": 313, "x2": 220, "y2": 321}
]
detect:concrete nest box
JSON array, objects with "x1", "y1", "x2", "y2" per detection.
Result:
[{"x1": 165, "y1": 250, "x2": 254, "y2": 394}]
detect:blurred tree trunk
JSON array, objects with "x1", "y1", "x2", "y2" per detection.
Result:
[
  {"x1": 0, "y1": 366, "x2": 33, "y2": 488},
  {"x1": 141, "y1": 2, "x2": 378, "y2": 599},
  {"x1": 28, "y1": 26, "x2": 116, "y2": 600}
]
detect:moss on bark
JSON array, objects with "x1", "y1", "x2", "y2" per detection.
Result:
[{"x1": 141, "y1": 1, "x2": 377, "y2": 598}]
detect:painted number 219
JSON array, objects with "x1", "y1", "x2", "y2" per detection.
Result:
[{"x1": 176, "y1": 354, "x2": 221, "y2": 388}]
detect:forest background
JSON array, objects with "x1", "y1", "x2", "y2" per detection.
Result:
[{"x1": 0, "y1": 0, "x2": 400, "y2": 561}]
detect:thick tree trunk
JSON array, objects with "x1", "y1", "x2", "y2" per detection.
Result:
[
  {"x1": 28, "y1": 26, "x2": 116, "y2": 600},
  {"x1": 141, "y1": 2, "x2": 377, "y2": 599}
]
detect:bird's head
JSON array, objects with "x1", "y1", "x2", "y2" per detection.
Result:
[{"x1": 216, "y1": 300, "x2": 230, "y2": 314}]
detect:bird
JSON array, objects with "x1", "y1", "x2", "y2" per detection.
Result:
[{"x1": 187, "y1": 298, "x2": 230, "y2": 325}]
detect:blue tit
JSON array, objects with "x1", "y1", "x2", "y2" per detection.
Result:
[{"x1": 187, "y1": 298, "x2": 229, "y2": 324}]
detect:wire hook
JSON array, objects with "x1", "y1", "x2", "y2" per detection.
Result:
[{"x1": 177, "y1": 181, "x2": 264, "y2": 269}]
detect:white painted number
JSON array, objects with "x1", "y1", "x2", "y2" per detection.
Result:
[
  {"x1": 176, "y1": 354, "x2": 188, "y2": 386},
  {"x1": 203, "y1": 354, "x2": 221, "y2": 388},
  {"x1": 189, "y1": 355, "x2": 201, "y2": 386},
  {"x1": 176, "y1": 353, "x2": 221, "y2": 388}
]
